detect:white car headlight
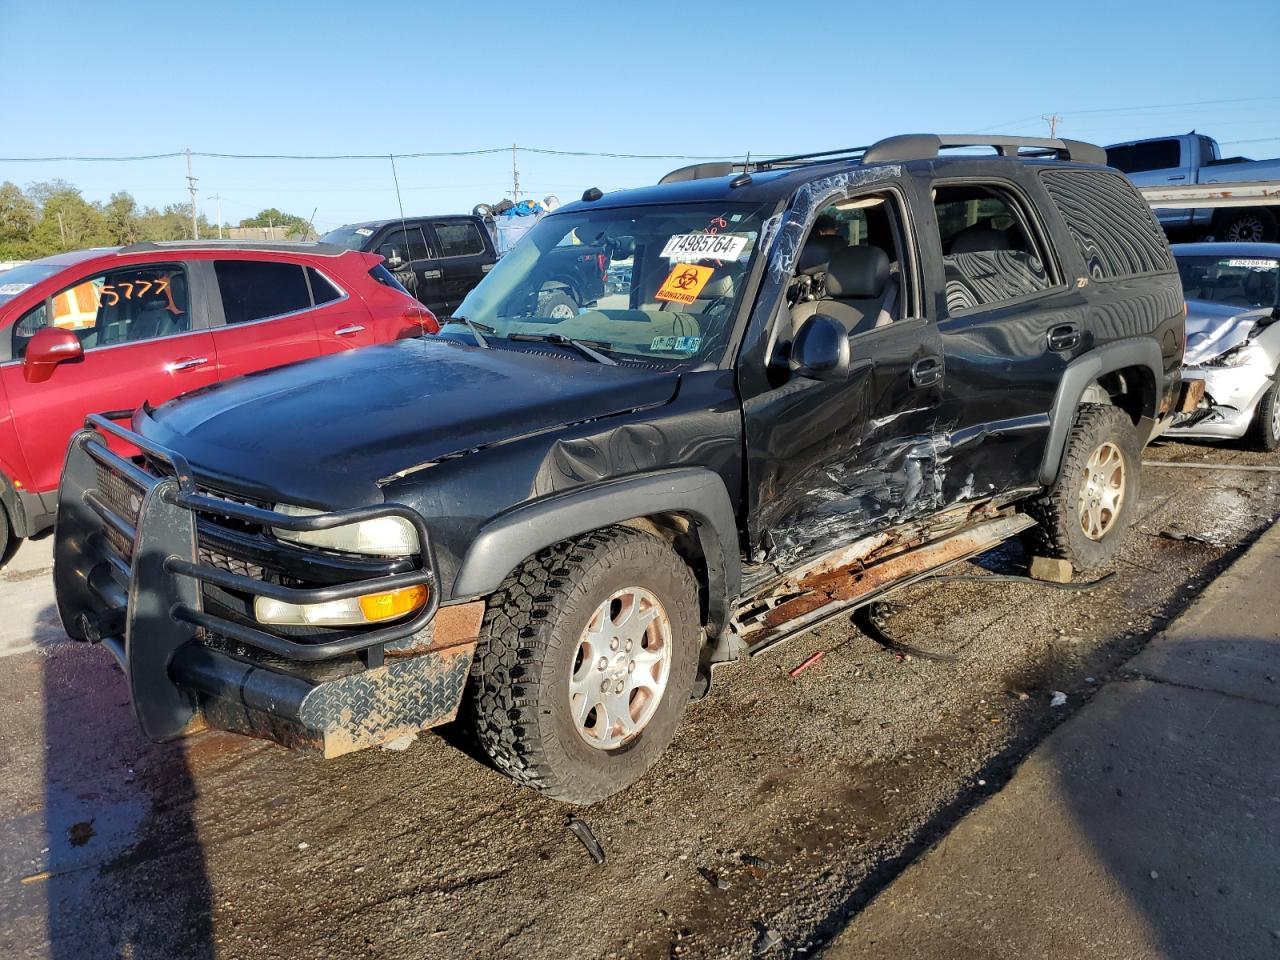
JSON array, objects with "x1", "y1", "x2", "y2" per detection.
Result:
[
  {"x1": 254, "y1": 584, "x2": 428, "y2": 627},
  {"x1": 1208, "y1": 343, "x2": 1266, "y2": 369},
  {"x1": 271, "y1": 503, "x2": 420, "y2": 557}
]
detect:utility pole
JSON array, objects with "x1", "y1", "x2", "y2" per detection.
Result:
[
  {"x1": 207, "y1": 194, "x2": 223, "y2": 239},
  {"x1": 186, "y1": 148, "x2": 199, "y2": 240},
  {"x1": 509, "y1": 143, "x2": 521, "y2": 202},
  {"x1": 1041, "y1": 113, "x2": 1062, "y2": 139}
]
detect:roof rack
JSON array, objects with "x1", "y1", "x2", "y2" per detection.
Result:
[
  {"x1": 118, "y1": 240, "x2": 347, "y2": 256},
  {"x1": 862, "y1": 134, "x2": 1106, "y2": 165},
  {"x1": 656, "y1": 134, "x2": 1106, "y2": 184}
]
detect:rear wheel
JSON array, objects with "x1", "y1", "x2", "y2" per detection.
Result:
[
  {"x1": 464, "y1": 526, "x2": 700, "y2": 804},
  {"x1": 1215, "y1": 208, "x2": 1279, "y2": 244},
  {"x1": 1247, "y1": 374, "x2": 1280, "y2": 452},
  {"x1": 1024, "y1": 404, "x2": 1141, "y2": 573},
  {"x1": 536, "y1": 289, "x2": 578, "y2": 320}
]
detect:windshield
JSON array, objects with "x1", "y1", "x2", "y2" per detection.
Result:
[
  {"x1": 1177, "y1": 254, "x2": 1280, "y2": 309},
  {"x1": 0, "y1": 261, "x2": 63, "y2": 306},
  {"x1": 454, "y1": 201, "x2": 771, "y2": 364},
  {"x1": 319, "y1": 225, "x2": 376, "y2": 251}
]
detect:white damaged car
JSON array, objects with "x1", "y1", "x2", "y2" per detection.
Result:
[{"x1": 1168, "y1": 243, "x2": 1280, "y2": 450}]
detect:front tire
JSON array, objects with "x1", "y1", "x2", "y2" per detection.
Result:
[
  {"x1": 535, "y1": 289, "x2": 578, "y2": 321},
  {"x1": 464, "y1": 527, "x2": 701, "y2": 804},
  {"x1": 0, "y1": 504, "x2": 14, "y2": 569},
  {"x1": 1247, "y1": 374, "x2": 1280, "y2": 452},
  {"x1": 1215, "y1": 207, "x2": 1279, "y2": 244},
  {"x1": 1024, "y1": 405, "x2": 1141, "y2": 573}
]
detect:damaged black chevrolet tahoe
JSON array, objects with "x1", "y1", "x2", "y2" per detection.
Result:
[{"x1": 55, "y1": 135, "x2": 1186, "y2": 804}]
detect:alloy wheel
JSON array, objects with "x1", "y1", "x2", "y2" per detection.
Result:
[
  {"x1": 1078, "y1": 441, "x2": 1126, "y2": 541},
  {"x1": 569, "y1": 587, "x2": 672, "y2": 750}
]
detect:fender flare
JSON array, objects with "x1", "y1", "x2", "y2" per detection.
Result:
[
  {"x1": 1038, "y1": 339, "x2": 1164, "y2": 486},
  {"x1": 451, "y1": 468, "x2": 742, "y2": 635}
]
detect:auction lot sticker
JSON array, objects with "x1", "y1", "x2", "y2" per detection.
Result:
[
  {"x1": 661, "y1": 233, "x2": 749, "y2": 262},
  {"x1": 656, "y1": 264, "x2": 715, "y2": 304}
]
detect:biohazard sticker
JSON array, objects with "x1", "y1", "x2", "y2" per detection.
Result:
[
  {"x1": 650, "y1": 335, "x2": 703, "y2": 352},
  {"x1": 656, "y1": 264, "x2": 714, "y2": 304},
  {"x1": 661, "y1": 233, "x2": 749, "y2": 263}
]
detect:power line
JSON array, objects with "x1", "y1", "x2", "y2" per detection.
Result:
[{"x1": 0, "y1": 146, "x2": 783, "y2": 163}]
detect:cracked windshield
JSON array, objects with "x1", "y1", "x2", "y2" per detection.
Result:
[{"x1": 454, "y1": 202, "x2": 771, "y2": 363}]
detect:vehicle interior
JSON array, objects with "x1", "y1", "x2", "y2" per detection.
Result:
[
  {"x1": 1177, "y1": 257, "x2": 1280, "y2": 309},
  {"x1": 786, "y1": 191, "x2": 910, "y2": 337}
]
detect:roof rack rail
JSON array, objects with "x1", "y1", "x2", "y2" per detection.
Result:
[
  {"x1": 862, "y1": 134, "x2": 1106, "y2": 165},
  {"x1": 118, "y1": 240, "x2": 346, "y2": 256}
]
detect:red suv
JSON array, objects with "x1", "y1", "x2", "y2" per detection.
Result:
[{"x1": 0, "y1": 241, "x2": 436, "y2": 563}]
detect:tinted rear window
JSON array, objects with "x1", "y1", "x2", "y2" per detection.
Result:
[
  {"x1": 215, "y1": 260, "x2": 312, "y2": 324},
  {"x1": 1041, "y1": 171, "x2": 1174, "y2": 280},
  {"x1": 307, "y1": 267, "x2": 342, "y2": 305},
  {"x1": 1105, "y1": 139, "x2": 1180, "y2": 173}
]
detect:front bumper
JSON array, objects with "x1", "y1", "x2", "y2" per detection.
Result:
[
  {"x1": 53, "y1": 414, "x2": 479, "y2": 757},
  {"x1": 1167, "y1": 367, "x2": 1273, "y2": 440}
]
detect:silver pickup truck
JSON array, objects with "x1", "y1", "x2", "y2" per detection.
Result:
[{"x1": 1106, "y1": 134, "x2": 1280, "y2": 242}]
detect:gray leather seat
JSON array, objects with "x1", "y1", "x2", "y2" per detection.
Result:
[{"x1": 792, "y1": 245, "x2": 896, "y2": 336}]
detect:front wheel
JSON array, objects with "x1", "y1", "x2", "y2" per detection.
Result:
[
  {"x1": 1024, "y1": 404, "x2": 1142, "y2": 573},
  {"x1": 1247, "y1": 374, "x2": 1280, "y2": 452},
  {"x1": 1215, "y1": 207, "x2": 1279, "y2": 244},
  {"x1": 0, "y1": 504, "x2": 14, "y2": 569},
  {"x1": 535, "y1": 289, "x2": 578, "y2": 321},
  {"x1": 464, "y1": 527, "x2": 700, "y2": 804}
]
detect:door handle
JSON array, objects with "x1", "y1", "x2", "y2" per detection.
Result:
[
  {"x1": 423, "y1": 270, "x2": 443, "y2": 280},
  {"x1": 1048, "y1": 324, "x2": 1081, "y2": 352},
  {"x1": 167, "y1": 356, "x2": 209, "y2": 373},
  {"x1": 1166, "y1": 174, "x2": 1186, "y2": 181},
  {"x1": 333, "y1": 325, "x2": 366, "y2": 336},
  {"x1": 910, "y1": 356, "x2": 943, "y2": 387}
]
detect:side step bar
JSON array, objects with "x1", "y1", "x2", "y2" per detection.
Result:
[{"x1": 739, "y1": 513, "x2": 1035, "y2": 657}]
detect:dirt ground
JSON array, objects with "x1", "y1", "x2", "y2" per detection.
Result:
[{"x1": 0, "y1": 437, "x2": 1276, "y2": 960}]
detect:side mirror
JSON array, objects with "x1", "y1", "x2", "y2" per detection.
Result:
[
  {"x1": 790, "y1": 314, "x2": 849, "y2": 381},
  {"x1": 23, "y1": 327, "x2": 83, "y2": 383},
  {"x1": 384, "y1": 248, "x2": 404, "y2": 268}
]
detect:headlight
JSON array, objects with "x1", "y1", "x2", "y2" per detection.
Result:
[
  {"x1": 271, "y1": 503, "x2": 420, "y2": 557},
  {"x1": 255, "y1": 584, "x2": 428, "y2": 627}
]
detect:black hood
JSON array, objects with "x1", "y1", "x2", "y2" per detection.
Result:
[{"x1": 140, "y1": 338, "x2": 679, "y2": 505}]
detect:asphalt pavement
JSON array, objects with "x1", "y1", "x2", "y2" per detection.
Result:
[{"x1": 825, "y1": 519, "x2": 1280, "y2": 960}]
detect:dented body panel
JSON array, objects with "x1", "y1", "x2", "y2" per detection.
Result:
[{"x1": 51, "y1": 139, "x2": 1184, "y2": 760}]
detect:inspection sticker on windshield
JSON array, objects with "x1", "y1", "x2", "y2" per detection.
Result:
[
  {"x1": 661, "y1": 233, "x2": 749, "y2": 263},
  {"x1": 656, "y1": 264, "x2": 715, "y2": 304},
  {"x1": 0, "y1": 283, "x2": 31, "y2": 295},
  {"x1": 651, "y1": 335, "x2": 702, "y2": 352},
  {"x1": 354, "y1": 227, "x2": 374, "y2": 237},
  {"x1": 1227, "y1": 258, "x2": 1275, "y2": 270}
]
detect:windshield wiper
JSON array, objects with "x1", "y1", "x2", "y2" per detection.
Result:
[
  {"x1": 507, "y1": 332, "x2": 617, "y2": 365},
  {"x1": 440, "y1": 315, "x2": 494, "y2": 348}
]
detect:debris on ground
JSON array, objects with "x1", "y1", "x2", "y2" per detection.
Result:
[
  {"x1": 753, "y1": 922, "x2": 782, "y2": 954},
  {"x1": 741, "y1": 853, "x2": 771, "y2": 879},
  {"x1": 788, "y1": 651, "x2": 825, "y2": 678},
  {"x1": 1158, "y1": 529, "x2": 1211, "y2": 545},
  {"x1": 564, "y1": 816, "x2": 606, "y2": 865},
  {"x1": 699, "y1": 867, "x2": 730, "y2": 891},
  {"x1": 1029, "y1": 556, "x2": 1074, "y2": 584},
  {"x1": 1050, "y1": 691, "x2": 1068, "y2": 708},
  {"x1": 379, "y1": 733, "x2": 417, "y2": 752}
]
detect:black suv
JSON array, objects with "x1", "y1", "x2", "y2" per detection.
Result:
[{"x1": 55, "y1": 134, "x2": 1185, "y2": 804}]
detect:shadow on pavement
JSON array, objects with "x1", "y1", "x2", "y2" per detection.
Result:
[{"x1": 39, "y1": 599, "x2": 214, "y2": 960}]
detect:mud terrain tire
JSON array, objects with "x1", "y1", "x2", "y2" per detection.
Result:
[
  {"x1": 464, "y1": 526, "x2": 700, "y2": 804},
  {"x1": 1024, "y1": 404, "x2": 1141, "y2": 573}
]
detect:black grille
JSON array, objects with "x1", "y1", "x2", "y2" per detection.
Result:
[{"x1": 95, "y1": 462, "x2": 146, "y2": 558}]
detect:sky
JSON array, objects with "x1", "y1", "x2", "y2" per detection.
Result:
[{"x1": 1, "y1": 0, "x2": 1277, "y2": 233}]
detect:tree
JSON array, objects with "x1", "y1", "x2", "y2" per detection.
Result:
[
  {"x1": 28, "y1": 182, "x2": 108, "y2": 252},
  {"x1": 0, "y1": 182, "x2": 37, "y2": 259},
  {"x1": 239, "y1": 207, "x2": 310, "y2": 237},
  {"x1": 102, "y1": 191, "x2": 141, "y2": 245}
]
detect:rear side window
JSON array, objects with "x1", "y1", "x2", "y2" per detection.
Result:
[
  {"x1": 931, "y1": 183, "x2": 1055, "y2": 313},
  {"x1": 1105, "y1": 139, "x2": 1180, "y2": 173},
  {"x1": 215, "y1": 260, "x2": 311, "y2": 324},
  {"x1": 1041, "y1": 171, "x2": 1174, "y2": 280},
  {"x1": 433, "y1": 220, "x2": 486, "y2": 257},
  {"x1": 306, "y1": 267, "x2": 342, "y2": 306},
  {"x1": 368, "y1": 263, "x2": 411, "y2": 295}
]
